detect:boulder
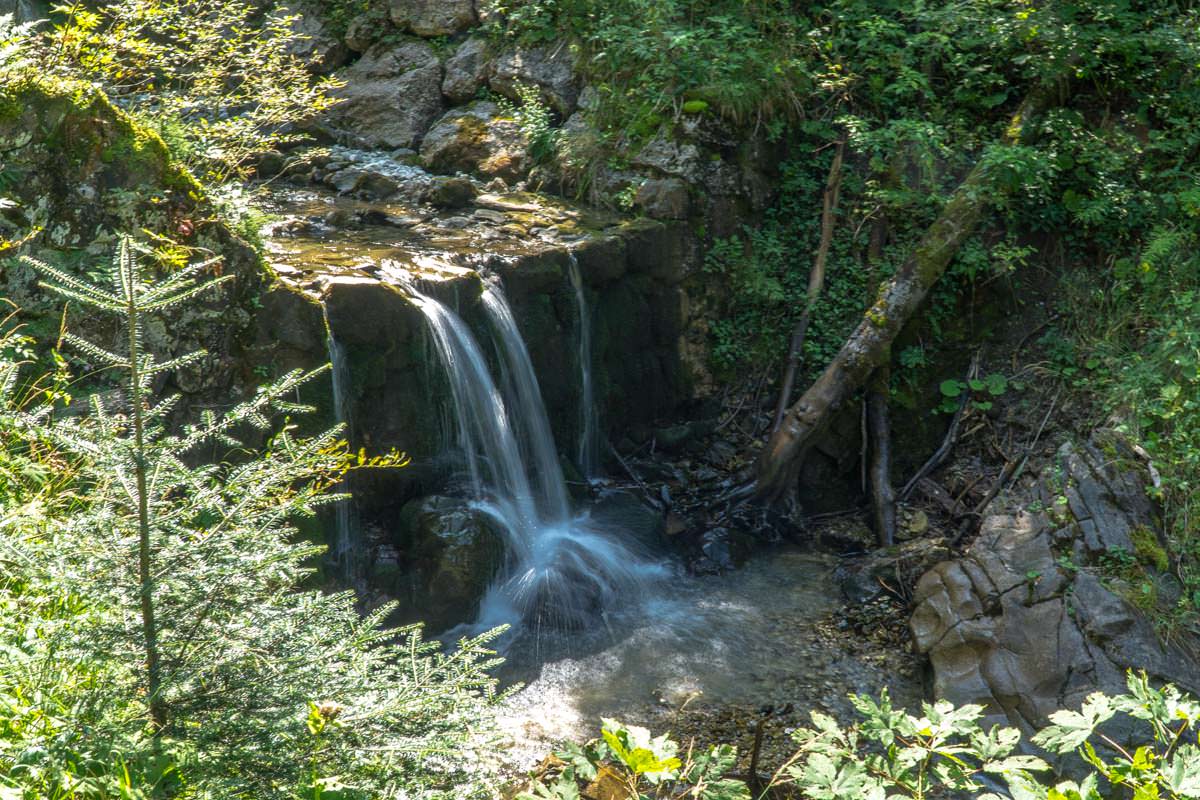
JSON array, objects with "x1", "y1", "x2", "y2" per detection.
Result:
[
  {"x1": 389, "y1": 0, "x2": 476, "y2": 36},
  {"x1": 631, "y1": 134, "x2": 703, "y2": 181},
  {"x1": 282, "y1": 4, "x2": 350, "y2": 74},
  {"x1": 383, "y1": 495, "x2": 505, "y2": 631},
  {"x1": 490, "y1": 45, "x2": 581, "y2": 117},
  {"x1": 634, "y1": 177, "x2": 690, "y2": 220},
  {"x1": 442, "y1": 36, "x2": 489, "y2": 103},
  {"x1": 424, "y1": 175, "x2": 477, "y2": 208},
  {"x1": 324, "y1": 39, "x2": 444, "y2": 149},
  {"x1": 419, "y1": 101, "x2": 529, "y2": 181},
  {"x1": 910, "y1": 436, "x2": 1198, "y2": 737}
]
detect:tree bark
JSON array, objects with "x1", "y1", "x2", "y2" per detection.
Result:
[
  {"x1": 866, "y1": 367, "x2": 895, "y2": 546},
  {"x1": 771, "y1": 137, "x2": 846, "y2": 433},
  {"x1": 751, "y1": 90, "x2": 1051, "y2": 502}
]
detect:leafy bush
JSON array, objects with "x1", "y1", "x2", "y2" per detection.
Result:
[
  {"x1": 0, "y1": 236, "x2": 503, "y2": 798},
  {"x1": 520, "y1": 673, "x2": 1200, "y2": 800},
  {"x1": 19, "y1": 1, "x2": 341, "y2": 183}
]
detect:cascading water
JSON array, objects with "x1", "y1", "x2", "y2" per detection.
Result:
[
  {"x1": 405, "y1": 281, "x2": 663, "y2": 638},
  {"x1": 324, "y1": 311, "x2": 358, "y2": 583},
  {"x1": 481, "y1": 284, "x2": 570, "y2": 523},
  {"x1": 567, "y1": 253, "x2": 600, "y2": 478}
]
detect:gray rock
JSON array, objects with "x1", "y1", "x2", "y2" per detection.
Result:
[
  {"x1": 490, "y1": 45, "x2": 581, "y2": 116},
  {"x1": 389, "y1": 0, "x2": 476, "y2": 36},
  {"x1": 385, "y1": 495, "x2": 505, "y2": 632},
  {"x1": 419, "y1": 101, "x2": 529, "y2": 181},
  {"x1": 910, "y1": 438, "x2": 1198, "y2": 738},
  {"x1": 282, "y1": 4, "x2": 350, "y2": 74},
  {"x1": 424, "y1": 176, "x2": 477, "y2": 209},
  {"x1": 325, "y1": 40, "x2": 445, "y2": 149},
  {"x1": 635, "y1": 177, "x2": 690, "y2": 220},
  {"x1": 632, "y1": 134, "x2": 703, "y2": 181},
  {"x1": 0, "y1": 0, "x2": 47, "y2": 23},
  {"x1": 343, "y1": 15, "x2": 376, "y2": 53},
  {"x1": 442, "y1": 36, "x2": 489, "y2": 103}
]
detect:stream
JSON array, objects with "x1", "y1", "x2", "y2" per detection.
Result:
[{"x1": 261, "y1": 180, "x2": 923, "y2": 769}]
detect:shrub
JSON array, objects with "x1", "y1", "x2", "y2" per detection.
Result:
[{"x1": 0, "y1": 236, "x2": 504, "y2": 798}]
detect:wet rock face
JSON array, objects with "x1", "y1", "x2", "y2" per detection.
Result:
[
  {"x1": 324, "y1": 40, "x2": 444, "y2": 149},
  {"x1": 389, "y1": 0, "x2": 476, "y2": 37},
  {"x1": 376, "y1": 495, "x2": 506, "y2": 630},
  {"x1": 910, "y1": 436, "x2": 1198, "y2": 737},
  {"x1": 419, "y1": 101, "x2": 529, "y2": 181}
]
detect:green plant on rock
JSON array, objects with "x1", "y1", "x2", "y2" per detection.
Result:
[
  {"x1": 518, "y1": 718, "x2": 749, "y2": 800},
  {"x1": 1030, "y1": 671, "x2": 1200, "y2": 800},
  {"x1": 779, "y1": 689, "x2": 1047, "y2": 800},
  {"x1": 2, "y1": 235, "x2": 503, "y2": 798}
]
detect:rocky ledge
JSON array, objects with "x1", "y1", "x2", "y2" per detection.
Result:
[{"x1": 910, "y1": 433, "x2": 1199, "y2": 742}]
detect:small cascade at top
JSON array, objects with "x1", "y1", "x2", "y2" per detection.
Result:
[
  {"x1": 404, "y1": 279, "x2": 663, "y2": 638},
  {"x1": 567, "y1": 253, "x2": 600, "y2": 478},
  {"x1": 324, "y1": 310, "x2": 359, "y2": 584}
]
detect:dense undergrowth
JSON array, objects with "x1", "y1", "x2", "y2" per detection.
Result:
[{"x1": 489, "y1": 0, "x2": 1200, "y2": 630}]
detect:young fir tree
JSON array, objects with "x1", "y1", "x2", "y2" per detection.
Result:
[{"x1": 8, "y1": 236, "x2": 504, "y2": 798}]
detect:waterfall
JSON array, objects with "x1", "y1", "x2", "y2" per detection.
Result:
[
  {"x1": 567, "y1": 253, "x2": 600, "y2": 477},
  {"x1": 481, "y1": 283, "x2": 571, "y2": 523},
  {"x1": 324, "y1": 312, "x2": 358, "y2": 583},
  {"x1": 405, "y1": 282, "x2": 663, "y2": 636}
]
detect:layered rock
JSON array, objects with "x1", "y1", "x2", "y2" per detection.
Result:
[{"x1": 910, "y1": 435, "x2": 1198, "y2": 737}]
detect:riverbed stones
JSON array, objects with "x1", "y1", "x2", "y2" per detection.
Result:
[
  {"x1": 389, "y1": 0, "x2": 476, "y2": 36},
  {"x1": 419, "y1": 102, "x2": 529, "y2": 181},
  {"x1": 325, "y1": 39, "x2": 444, "y2": 149},
  {"x1": 910, "y1": 436, "x2": 1199, "y2": 736}
]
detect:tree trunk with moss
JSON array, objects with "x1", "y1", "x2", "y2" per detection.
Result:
[{"x1": 750, "y1": 91, "x2": 1052, "y2": 503}]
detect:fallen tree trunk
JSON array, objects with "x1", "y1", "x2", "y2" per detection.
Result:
[{"x1": 750, "y1": 90, "x2": 1053, "y2": 503}]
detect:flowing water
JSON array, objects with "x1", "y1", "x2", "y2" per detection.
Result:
[
  {"x1": 567, "y1": 253, "x2": 600, "y2": 477},
  {"x1": 495, "y1": 545, "x2": 922, "y2": 767},
  {"x1": 324, "y1": 311, "x2": 359, "y2": 583},
  {"x1": 405, "y1": 283, "x2": 665, "y2": 638}
]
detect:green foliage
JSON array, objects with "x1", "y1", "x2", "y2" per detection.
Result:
[
  {"x1": 936, "y1": 373, "x2": 1011, "y2": 413},
  {"x1": 783, "y1": 689, "x2": 1046, "y2": 800},
  {"x1": 520, "y1": 676, "x2": 1200, "y2": 800},
  {"x1": 1030, "y1": 672, "x2": 1200, "y2": 800},
  {"x1": 518, "y1": 719, "x2": 748, "y2": 800},
  {"x1": 15, "y1": 1, "x2": 341, "y2": 184},
  {"x1": 498, "y1": 83, "x2": 560, "y2": 165},
  {"x1": 484, "y1": 0, "x2": 809, "y2": 136},
  {"x1": 0, "y1": 236, "x2": 503, "y2": 798}
]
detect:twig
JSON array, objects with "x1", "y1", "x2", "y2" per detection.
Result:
[
  {"x1": 771, "y1": 136, "x2": 846, "y2": 432},
  {"x1": 899, "y1": 352, "x2": 981, "y2": 501}
]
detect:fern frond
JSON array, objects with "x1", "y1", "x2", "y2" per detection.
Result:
[
  {"x1": 19, "y1": 255, "x2": 123, "y2": 310},
  {"x1": 141, "y1": 276, "x2": 235, "y2": 313},
  {"x1": 62, "y1": 333, "x2": 129, "y2": 368},
  {"x1": 143, "y1": 350, "x2": 207, "y2": 377}
]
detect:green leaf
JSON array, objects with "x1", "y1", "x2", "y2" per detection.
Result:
[{"x1": 940, "y1": 379, "x2": 965, "y2": 398}]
